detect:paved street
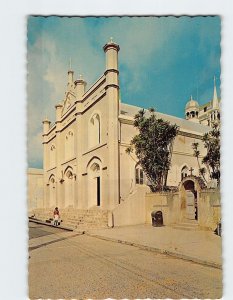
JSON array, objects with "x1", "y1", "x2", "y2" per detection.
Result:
[{"x1": 29, "y1": 222, "x2": 222, "y2": 299}]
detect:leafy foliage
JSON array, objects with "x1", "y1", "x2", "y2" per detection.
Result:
[
  {"x1": 192, "y1": 142, "x2": 208, "y2": 184},
  {"x1": 192, "y1": 122, "x2": 220, "y2": 184},
  {"x1": 126, "y1": 108, "x2": 179, "y2": 191}
]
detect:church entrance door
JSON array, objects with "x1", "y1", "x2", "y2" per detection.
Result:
[
  {"x1": 186, "y1": 190, "x2": 196, "y2": 220},
  {"x1": 88, "y1": 162, "x2": 101, "y2": 208},
  {"x1": 64, "y1": 170, "x2": 74, "y2": 208},
  {"x1": 97, "y1": 176, "x2": 100, "y2": 206},
  {"x1": 181, "y1": 179, "x2": 198, "y2": 221},
  {"x1": 48, "y1": 176, "x2": 56, "y2": 208}
]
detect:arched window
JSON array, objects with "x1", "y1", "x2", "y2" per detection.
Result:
[
  {"x1": 65, "y1": 130, "x2": 74, "y2": 160},
  {"x1": 66, "y1": 170, "x2": 73, "y2": 179},
  {"x1": 191, "y1": 111, "x2": 195, "y2": 118},
  {"x1": 50, "y1": 177, "x2": 55, "y2": 184},
  {"x1": 135, "y1": 165, "x2": 144, "y2": 185},
  {"x1": 181, "y1": 166, "x2": 189, "y2": 180},
  {"x1": 91, "y1": 162, "x2": 100, "y2": 172},
  {"x1": 88, "y1": 113, "x2": 100, "y2": 148},
  {"x1": 50, "y1": 144, "x2": 56, "y2": 168}
]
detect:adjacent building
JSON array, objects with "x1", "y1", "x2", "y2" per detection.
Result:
[{"x1": 185, "y1": 76, "x2": 220, "y2": 126}]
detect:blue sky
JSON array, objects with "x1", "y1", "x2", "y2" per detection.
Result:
[{"x1": 27, "y1": 16, "x2": 221, "y2": 168}]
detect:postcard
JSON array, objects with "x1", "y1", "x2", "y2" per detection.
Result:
[{"x1": 28, "y1": 16, "x2": 222, "y2": 299}]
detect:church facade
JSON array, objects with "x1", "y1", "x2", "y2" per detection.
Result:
[{"x1": 39, "y1": 39, "x2": 219, "y2": 214}]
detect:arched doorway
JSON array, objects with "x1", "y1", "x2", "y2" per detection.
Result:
[
  {"x1": 183, "y1": 180, "x2": 197, "y2": 220},
  {"x1": 88, "y1": 161, "x2": 101, "y2": 208},
  {"x1": 64, "y1": 168, "x2": 74, "y2": 208},
  {"x1": 179, "y1": 176, "x2": 202, "y2": 221},
  {"x1": 48, "y1": 175, "x2": 56, "y2": 208}
]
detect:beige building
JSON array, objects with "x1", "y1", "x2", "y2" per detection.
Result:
[
  {"x1": 185, "y1": 76, "x2": 220, "y2": 127},
  {"x1": 36, "y1": 38, "x2": 212, "y2": 215},
  {"x1": 27, "y1": 168, "x2": 44, "y2": 212}
]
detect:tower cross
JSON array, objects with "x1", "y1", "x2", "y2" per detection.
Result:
[{"x1": 189, "y1": 167, "x2": 194, "y2": 176}]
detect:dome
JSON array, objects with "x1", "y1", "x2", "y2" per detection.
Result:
[{"x1": 185, "y1": 96, "x2": 199, "y2": 110}]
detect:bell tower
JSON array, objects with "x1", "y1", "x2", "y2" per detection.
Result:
[{"x1": 185, "y1": 95, "x2": 200, "y2": 123}]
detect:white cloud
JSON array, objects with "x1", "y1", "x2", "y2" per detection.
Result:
[
  {"x1": 27, "y1": 17, "x2": 220, "y2": 167},
  {"x1": 27, "y1": 23, "x2": 105, "y2": 167}
]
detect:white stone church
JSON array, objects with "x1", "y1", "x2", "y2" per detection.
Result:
[{"x1": 28, "y1": 39, "x2": 220, "y2": 228}]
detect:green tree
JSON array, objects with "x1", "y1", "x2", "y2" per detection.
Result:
[
  {"x1": 192, "y1": 122, "x2": 220, "y2": 185},
  {"x1": 192, "y1": 142, "x2": 208, "y2": 184},
  {"x1": 126, "y1": 108, "x2": 179, "y2": 191}
]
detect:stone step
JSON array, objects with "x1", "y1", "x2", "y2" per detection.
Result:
[
  {"x1": 64, "y1": 214, "x2": 108, "y2": 219},
  {"x1": 171, "y1": 221, "x2": 199, "y2": 231},
  {"x1": 62, "y1": 223, "x2": 108, "y2": 230},
  {"x1": 63, "y1": 220, "x2": 84, "y2": 224},
  {"x1": 177, "y1": 222, "x2": 199, "y2": 227},
  {"x1": 65, "y1": 218, "x2": 107, "y2": 223},
  {"x1": 30, "y1": 208, "x2": 109, "y2": 228},
  {"x1": 172, "y1": 226, "x2": 199, "y2": 231}
]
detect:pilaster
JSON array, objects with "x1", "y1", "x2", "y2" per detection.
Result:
[{"x1": 103, "y1": 38, "x2": 120, "y2": 209}]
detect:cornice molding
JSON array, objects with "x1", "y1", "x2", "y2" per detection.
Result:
[
  {"x1": 81, "y1": 76, "x2": 106, "y2": 103},
  {"x1": 46, "y1": 166, "x2": 57, "y2": 172},
  {"x1": 103, "y1": 43, "x2": 120, "y2": 52},
  {"x1": 172, "y1": 151, "x2": 204, "y2": 158},
  {"x1": 82, "y1": 142, "x2": 107, "y2": 156},
  {"x1": 61, "y1": 157, "x2": 76, "y2": 166},
  {"x1": 178, "y1": 130, "x2": 203, "y2": 139},
  {"x1": 60, "y1": 105, "x2": 76, "y2": 122},
  {"x1": 42, "y1": 134, "x2": 56, "y2": 144},
  {"x1": 105, "y1": 84, "x2": 119, "y2": 90},
  {"x1": 44, "y1": 124, "x2": 56, "y2": 136},
  {"x1": 57, "y1": 117, "x2": 76, "y2": 133},
  {"x1": 75, "y1": 92, "x2": 106, "y2": 116},
  {"x1": 104, "y1": 69, "x2": 119, "y2": 76}
]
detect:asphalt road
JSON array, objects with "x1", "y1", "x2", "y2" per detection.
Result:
[{"x1": 28, "y1": 222, "x2": 222, "y2": 299}]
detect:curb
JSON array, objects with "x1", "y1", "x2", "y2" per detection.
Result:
[
  {"x1": 29, "y1": 218, "x2": 74, "y2": 231},
  {"x1": 86, "y1": 233, "x2": 222, "y2": 270}
]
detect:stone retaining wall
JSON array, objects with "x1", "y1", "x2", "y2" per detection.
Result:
[
  {"x1": 198, "y1": 189, "x2": 221, "y2": 230},
  {"x1": 145, "y1": 188, "x2": 221, "y2": 230},
  {"x1": 112, "y1": 185, "x2": 149, "y2": 226},
  {"x1": 145, "y1": 192, "x2": 180, "y2": 225}
]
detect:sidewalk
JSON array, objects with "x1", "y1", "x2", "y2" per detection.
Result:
[{"x1": 87, "y1": 224, "x2": 222, "y2": 269}]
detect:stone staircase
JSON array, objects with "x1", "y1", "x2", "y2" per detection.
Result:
[
  {"x1": 62, "y1": 209, "x2": 109, "y2": 229},
  {"x1": 171, "y1": 219, "x2": 199, "y2": 231},
  {"x1": 29, "y1": 208, "x2": 109, "y2": 230}
]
